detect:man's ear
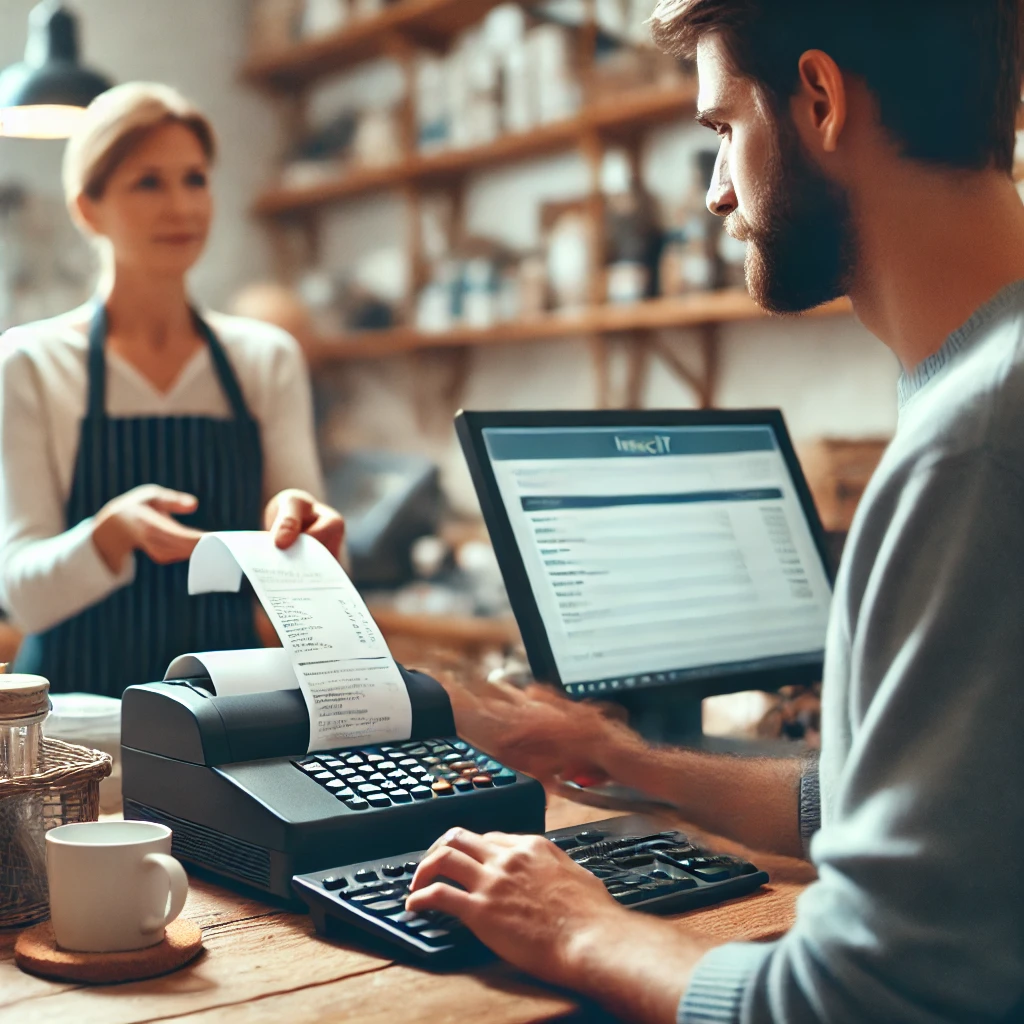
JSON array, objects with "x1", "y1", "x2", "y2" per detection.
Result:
[{"x1": 792, "y1": 49, "x2": 848, "y2": 155}]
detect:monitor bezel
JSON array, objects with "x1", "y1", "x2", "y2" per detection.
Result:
[{"x1": 456, "y1": 408, "x2": 835, "y2": 702}]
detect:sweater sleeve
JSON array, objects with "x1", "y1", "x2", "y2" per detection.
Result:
[
  {"x1": 0, "y1": 347, "x2": 135, "y2": 634},
  {"x1": 679, "y1": 451, "x2": 1024, "y2": 1023},
  {"x1": 257, "y1": 330, "x2": 325, "y2": 505}
]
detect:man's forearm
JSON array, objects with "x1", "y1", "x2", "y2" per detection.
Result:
[{"x1": 599, "y1": 731, "x2": 806, "y2": 858}]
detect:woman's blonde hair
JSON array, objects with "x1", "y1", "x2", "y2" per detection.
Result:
[{"x1": 63, "y1": 82, "x2": 217, "y2": 210}]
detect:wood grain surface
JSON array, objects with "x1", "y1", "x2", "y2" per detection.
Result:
[{"x1": 0, "y1": 796, "x2": 812, "y2": 1024}]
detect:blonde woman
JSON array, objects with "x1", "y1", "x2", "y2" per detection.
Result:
[{"x1": 0, "y1": 83, "x2": 344, "y2": 695}]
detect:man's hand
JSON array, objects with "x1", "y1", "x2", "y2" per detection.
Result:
[
  {"x1": 264, "y1": 489, "x2": 345, "y2": 560},
  {"x1": 441, "y1": 677, "x2": 640, "y2": 790},
  {"x1": 406, "y1": 828, "x2": 624, "y2": 985},
  {"x1": 93, "y1": 485, "x2": 204, "y2": 574},
  {"x1": 406, "y1": 828, "x2": 710, "y2": 1024}
]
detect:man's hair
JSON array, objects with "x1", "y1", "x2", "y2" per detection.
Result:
[{"x1": 651, "y1": 0, "x2": 1023, "y2": 174}]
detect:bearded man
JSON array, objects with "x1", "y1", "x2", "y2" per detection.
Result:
[{"x1": 406, "y1": 3, "x2": 1024, "y2": 1021}]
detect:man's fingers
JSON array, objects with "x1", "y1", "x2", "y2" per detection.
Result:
[
  {"x1": 410, "y1": 844, "x2": 488, "y2": 894},
  {"x1": 404, "y1": 881, "x2": 475, "y2": 918}
]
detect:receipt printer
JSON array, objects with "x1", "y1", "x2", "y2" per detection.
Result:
[{"x1": 121, "y1": 670, "x2": 546, "y2": 901}]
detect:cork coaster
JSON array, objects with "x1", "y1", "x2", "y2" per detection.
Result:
[{"x1": 14, "y1": 918, "x2": 203, "y2": 984}]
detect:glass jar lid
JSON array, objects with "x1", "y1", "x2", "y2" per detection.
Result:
[{"x1": 0, "y1": 674, "x2": 50, "y2": 720}]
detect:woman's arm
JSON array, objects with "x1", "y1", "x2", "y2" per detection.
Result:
[
  {"x1": 0, "y1": 349, "x2": 135, "y2": 633},
  {"x1": 258, "y1": 330, "x2": 325, "y2": 503}
]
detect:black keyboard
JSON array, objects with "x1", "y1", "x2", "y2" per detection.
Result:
[
  {"x1": 294, "y1": 737, "x2": 518, "y2": 812},
  {"x1": 292, "y1": 815, "x2": 770, "y2": 964}
]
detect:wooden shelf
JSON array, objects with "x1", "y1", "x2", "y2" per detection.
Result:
[
  {"x1": 254, "y1": 82, "x2": 698, "y2": 217},
  {"x1": 307, "y1": 290, "x2": 853, "y2": 363},
  {"x1": 244, "y1": 0, "x2": 522, "y2": 89}
]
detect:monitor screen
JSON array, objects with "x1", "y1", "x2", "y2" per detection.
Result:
[{"x1": 478, "y1": 421, "x2": 833, "y2": 697}]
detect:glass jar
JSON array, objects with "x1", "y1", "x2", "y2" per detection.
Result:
[{"x1": 0, "y1": 675, "x2": 50, "y2": 781}]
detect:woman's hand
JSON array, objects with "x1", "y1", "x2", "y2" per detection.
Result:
[
  {"x1": 264, "y1": 489, "x2": 346, "y2": 560},
  {"x1": 92, "y1": 485, "x2": 204, "y2": 574}
]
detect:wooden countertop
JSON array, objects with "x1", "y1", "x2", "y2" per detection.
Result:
[{"x1": 0, "y1": 796, "x2": 813, "y2": 1023}]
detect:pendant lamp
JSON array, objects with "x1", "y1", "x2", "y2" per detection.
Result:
[{"x1": 0, "y1": 1, "x2": 113, "y2": 139}]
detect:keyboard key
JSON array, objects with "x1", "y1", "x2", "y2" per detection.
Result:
[
  {"x1": 326, "y1": 760, "x2": 345, "y2": 768},
  {"x1": 390, "y1": 789, "x2": 412, "y2": 803},
  {"x1": 387, "y1": 911, "x2": 423, "y2": 925},
  {"x1": 431, "y1": 780, "x2": 454, "y2": 796},
  {"x1": 314, "y1": 772, "x2": 334, "y2": 782},
  {"x1": 333, "y1": 788, "x2": 355, "y2": 800},
  {"x1": 613, "y1": 889, "x2": 647, "y2": 905},
  {"x1": 493, "y1": 770, "x2": 516, "y2": 786},
  {"x1": 452, "y1": 740, "x2": 468, "y2": 751},
  {"x1": 551, "y1": 836, "x2": 577, "y2": 850},
  {"x1": 483, "y1": 760, "x2": 503, "y2": 773},
  {"x1": 443, "y1": 753, "x2": 462, "y2": 763},
  {"x1": 338, "y1": 768, "x2": 357, "y2": 779},
  {"x1": 357, "y1": 784, "x2": 380, "y2": 795},
  {"x1": 576, "y1": 830, "x2": 608, "y2": 843},
  {"x1": 410, "y1": 786, "x2": 432, "y2": 800},
  {"x1": 354, "y1": 869, "x2": 379, "y2": 883},
  {"x1": 419, "y1": 929, "x2": 453, "y2": 945},
  {"x1": 325, "y1": 779, "x2": 346, "y2": 789},
  {"x1": 381, "y1": 864, "x2": 405, "y2": 877},
  {"x1": 322, "y1": 876, "x2": 347, "y2": 890},
  {"x1": 348, "y1": 775, "x2": 367, "y2": 785},
  {"x1": 410, "y1": 765, "x2": 429, "y2": 775},
  {"x1": 344, "y1": 798, "x2": 369, "y2": 810},
  {"x1": 472, "y1": 775, "x2": 493, "y2": 788},
  {"x1": 380, "y1": 782, "x2": 398, "y2": 792},
  {"x1": 368, "y1": 773, "x2": 387, "y2": 783},
  {"x1": 367, "y1": 755, "x2": 385, "y2": 763},
  {"x1": 691, "y1": 866, "x2": 734, "y2": 883},
  {"x1": 366, "y1": 899, "x2": 404, "y2": 913},
  {"x1": 368, "y1": 794, "x2": 392, "y2": 808},
  {"x1": 299, "y1": 761, "x2": 322, "y2": 771},
  {"x1": 377, "y1": 762, "x2": 397, "y2": 771},
  {"x1": 453, "y1": 780, "x2": 473, "y2": 793},
  {"x1": 408, "y1": 747, "x2": 429, "y2": 757},
  {"x1": 404, "y1": 861, "x2": 420, "y2": 874},
  {"x1": 450, "y1": 761, "x2": 477, "y2": 772},
  {"x1": 345, "y1": 756, "x2": 364, "y2": 766},
  {"x1": 386, "y1": 769, "x2": 406, "y2": 780}
]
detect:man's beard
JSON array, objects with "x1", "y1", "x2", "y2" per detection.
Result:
[{"x1": 729, "y1": 120, "x2": 856, "y2": 315}]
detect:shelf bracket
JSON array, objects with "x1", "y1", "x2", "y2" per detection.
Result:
[{"x1": 651, "y1": 323, "x2": 720, "y2": 408}]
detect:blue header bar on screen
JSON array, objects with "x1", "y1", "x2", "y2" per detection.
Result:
[{"x1": 482, "y1": 425, "x2": 777, "y2": 461}]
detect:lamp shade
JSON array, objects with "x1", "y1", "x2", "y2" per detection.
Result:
[{"x1": 0, "y1": 1, "x2": 113, "y2": 139}]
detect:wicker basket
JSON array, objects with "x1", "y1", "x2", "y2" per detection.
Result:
[{"x1": 0, "y1": 738, "x2": 112, "y2": 929}]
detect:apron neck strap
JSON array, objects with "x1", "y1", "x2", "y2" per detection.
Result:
[{"x1": 85, "y1": 303, "x2": 254, "y2": 423}]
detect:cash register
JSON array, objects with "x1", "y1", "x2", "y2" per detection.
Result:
[{"x1": 121, "y1": 666, "x2": 545, "y2": 902}]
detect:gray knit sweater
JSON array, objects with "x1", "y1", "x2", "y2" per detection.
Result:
[{"x1": 680, "y1": 281, "x2": 1024, "y2": 1024}]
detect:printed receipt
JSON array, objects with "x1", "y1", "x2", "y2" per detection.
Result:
[{"x1": 188, "y1": 532, "x2": 412, "y2": 751}]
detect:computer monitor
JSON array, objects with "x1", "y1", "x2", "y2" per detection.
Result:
[{"x1": 456, "y1": 410, "x2": 834, "y2": 743}]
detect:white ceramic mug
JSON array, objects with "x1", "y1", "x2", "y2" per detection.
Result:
[{"x1": 46, "y1": 821, "x2": 188, "y2": 952}]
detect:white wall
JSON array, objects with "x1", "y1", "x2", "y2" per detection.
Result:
[{"x1": 0, "y1": 0, "x2": 279, "y2": 308}]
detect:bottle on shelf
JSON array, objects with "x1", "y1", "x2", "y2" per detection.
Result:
[
  {"x1": 659, "y1": 149, "x2": 725, "y2": 297},
  {"x1": 601, "y1": 148, "x2": 660, "y2": 305}
]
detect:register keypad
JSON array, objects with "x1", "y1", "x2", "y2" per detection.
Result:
[{"x1": 294, "y1": 738, "x2": 517, "y2": 810}]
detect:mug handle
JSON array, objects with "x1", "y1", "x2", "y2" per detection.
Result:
[{"x1": 140, "y1": 853, "x2": 189, "y2": 934}]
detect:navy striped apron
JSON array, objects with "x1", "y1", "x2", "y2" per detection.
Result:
[{"x1": 15, "y1": 304, "x2": 264, "y2": 695}]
